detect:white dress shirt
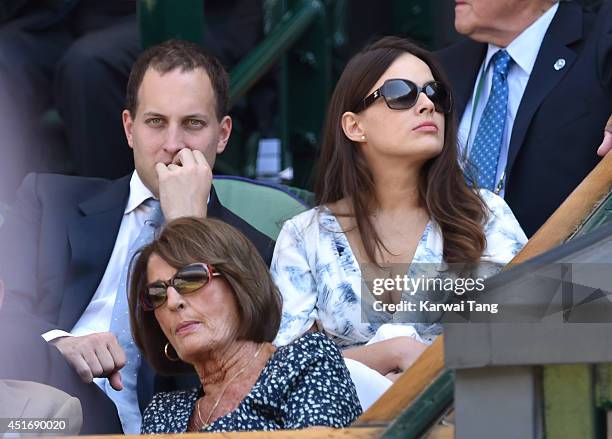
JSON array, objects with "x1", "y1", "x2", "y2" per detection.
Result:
[
  {"x1": 458, "y1": 2, "x2": 558, "y2": 197},
  {"x1": 42, "y1": 171, "x2": 155, "y2": 433}
]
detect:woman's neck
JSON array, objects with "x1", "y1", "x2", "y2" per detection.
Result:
[
  {"x1": 370, "y1": 159, "x2": 423, "y2": 214},
  {"x1": 194, "y1": 341, "x2": 263, "y2": 389}
]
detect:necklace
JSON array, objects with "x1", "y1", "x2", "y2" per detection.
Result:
[{"x1": 195, "y1": 343, "x2": 265, "y2": 430}]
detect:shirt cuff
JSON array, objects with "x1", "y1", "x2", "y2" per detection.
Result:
[{"x1": 42, "y1": 329, "x2": 73, "y2": 343}]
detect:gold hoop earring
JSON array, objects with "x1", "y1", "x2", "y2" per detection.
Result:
[{"x1": 164, "y1": 342, "x2": 180, "y2": 362}]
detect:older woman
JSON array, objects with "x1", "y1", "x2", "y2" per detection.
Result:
[
  {"x1": 271, "y1": 36, "x2": 527, "y2": 404},
  {"x1": 128, "y1": 217, "x2": 361, "y2": 433}
]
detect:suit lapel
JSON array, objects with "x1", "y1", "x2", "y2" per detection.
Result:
[
  {"x1": 61, "y1": 183, "x2": 228, "y2": 330},
  {"x1": 506, "y1": 1, "x2": 583, "y2": 175},
  {"x1": 207, "y1": 185, "x2": 230, "y2": 221},
  {"x1": 446, "y1": 40, "x2": 487, "y2": 117},
  {"x1": 60, "y1": 176, "x2": 130, "y2": 329}
]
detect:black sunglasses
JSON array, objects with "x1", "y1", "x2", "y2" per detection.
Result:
[
  {"x1": 141, "y1": 263, "x2": 221, "y2": 311},
  {"x1": 354, "y1": 79, "x2": 452, "y2": 114}
]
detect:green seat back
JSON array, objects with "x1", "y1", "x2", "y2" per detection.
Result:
[
  {"x1": 0, "y1": 181, "x2": 311, "y2": 240},
  {"x1": 213, "y1": 176, "x2": 311, "y2": 240}
]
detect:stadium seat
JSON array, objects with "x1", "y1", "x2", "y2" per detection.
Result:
[
  {"x1": 0, "y1": 179, "x2": 311, "y2": 239},
  {"x1": 212, "y1": 176, "x2": 311, "y2": 240}
]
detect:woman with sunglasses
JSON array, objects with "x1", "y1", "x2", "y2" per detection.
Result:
[
  {"x1": 128, "y1": 217, "x2": 361, "y2": 433},
  {"x1": 272, "y1": 36, "x2": 527, "y2": 406}
]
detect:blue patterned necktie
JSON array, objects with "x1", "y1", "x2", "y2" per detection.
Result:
[
  {"x1": 106, "y1": 198, "x2": 163, "y2": 434},
  {"x1": 469, "y1": 50, "x2": 512, "y2": 191}
]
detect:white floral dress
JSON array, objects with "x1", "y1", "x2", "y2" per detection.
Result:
[{"x1": 271, "y1": 189, "x2": 528, "y2": 348}]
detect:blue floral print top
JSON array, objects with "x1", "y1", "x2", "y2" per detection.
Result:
[
  {"x1": 141, "y1": 333, "x2": 361, "y2": 433},
  {"x1": 271, "y1": 189, "x2": 527, "y2": 347}
]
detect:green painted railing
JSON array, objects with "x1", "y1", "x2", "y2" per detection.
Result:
[
  {"x1": 382, "y1": 371, "x2": 454, "y2": 439},
  {"x1": 279, "y1": 0, "x2": 331, "y2": 188},
  {"x1": 137, "y1": 0, "x2": 438, "y2": 188},
  {"x1": 139, "y1": 0, "x2": 204, "y2": 47},
  {"x1": 229, "y1": 0, "x2": 323, "y2": 107},
  {"x1": 137, "y1": 0, "x2": 331, "y2": 185}
]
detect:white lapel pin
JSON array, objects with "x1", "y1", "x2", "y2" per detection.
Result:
[{"x1": 554, "y1": 58, "x2": 566, "y2": 71}]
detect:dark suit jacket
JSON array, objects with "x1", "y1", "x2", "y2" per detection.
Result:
[
  {"x1": 0, "y1": 172, "x2": 274, "y2": 419},
  {"x1": 437, "y1": 0, "x2": 612, "y2": 237}
]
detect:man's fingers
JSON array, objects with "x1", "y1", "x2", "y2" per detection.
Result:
[
  {"x1": 108, "y1": 370, "x2": 123, "y2": 391},
  {"x1": 72, "y1": 354, "x2": 95, "y2": 384},
  {"x1": 155, "y1": 162, "x2": 168, "y2": 178},
  {"x1": 82, "y1": 349, "x2": 104, "y2": 378},
  {"x1": 95, "y1": 346, "x2": 119, "y2": 376},
  {"x1": 51, "y1": 332, "x2": 127, "y2": 385},
  {"x1": 107, "y1": 339, "x2": 127, "y2": 370},
  {"x1": 172, "y1": 148, "x2": 195, "y2": 167},
  {"x1": 157, "y1": 148, "x2": 212, "y2": 220},
  {"x1": 597, "y1": 131, "x2": 612, "y2": 157},
  {"x1": 171, "y1": 151, "x2": 182, "y2": 165},
  {"x1": 171, "y1": 149, "x2": 185, "y2": 165},
  {"x1": 192, "y1": 150, "x2": 209, "y2": 167},
  {"x1": 597, "y1": 115, "x2": 612, "y2": 157}
]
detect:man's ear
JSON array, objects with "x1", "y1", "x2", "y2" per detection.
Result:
[
  {"x1": 341, "y1": 111, "x2": 366, "y2": 143},
  {"x1": 216, "y1": 115, "x2": 232, "y2": 154},
  {"x1": 122, "y1": 110, "x2": 135, "y2": 149}
]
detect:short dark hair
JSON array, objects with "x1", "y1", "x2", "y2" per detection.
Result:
[
  {"x1": 129, "y1": 217, "x2": 282, "y2": 376},
  {"x1": 125, "y1": 39, "x2": 229, "y2": 120}
]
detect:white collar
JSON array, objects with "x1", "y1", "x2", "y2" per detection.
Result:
[
  {"x1": 125, "y1": 171, "x2": 156, "y2": 214},
  {"x1": 484, "y1": 2, "x2": 558, "y2": 76}
]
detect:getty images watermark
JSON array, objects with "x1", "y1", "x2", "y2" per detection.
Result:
[
  {"x1": 359, "y1": 262, "x2": 612, "y2": 324},
  {"x1": 359, "y1": 262, "x2": 502, "y2": 324},
  {"x1": 370, "y1": 273, "x2": 496, "y2": 314}
]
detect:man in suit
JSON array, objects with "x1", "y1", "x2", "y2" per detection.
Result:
[
  {"x1": 436, "y1": 0, "x2": 612, "y2": 237},
  {"x1": 0, "y1": 39, "x2": 274, "y2": 435},
  {"x1": 0, "y1": 0, "x2": 266, "y2": 202}
]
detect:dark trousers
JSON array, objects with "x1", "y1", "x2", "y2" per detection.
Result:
[{"x1": 0, "y1": 5, "x2": 139, "y2": 201}]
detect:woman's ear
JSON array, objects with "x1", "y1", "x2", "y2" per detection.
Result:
[{"x1": 341, "y1": 112, "x2": 366, "y2": 143}]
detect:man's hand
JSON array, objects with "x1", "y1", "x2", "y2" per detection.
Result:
[
  {"x1": 597, "y1": 114, "x2": 612, "y2": 157},
  {"x1": 50, "y1": 332, "x2": 126, "y2": 390},
  {"x1": 156, "y1": 148, "x2": 212, "y2": 220}
]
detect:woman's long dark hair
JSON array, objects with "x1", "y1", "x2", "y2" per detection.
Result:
[{"x1": 315, "y1": 36, "x2": 487, "y2": 264}]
